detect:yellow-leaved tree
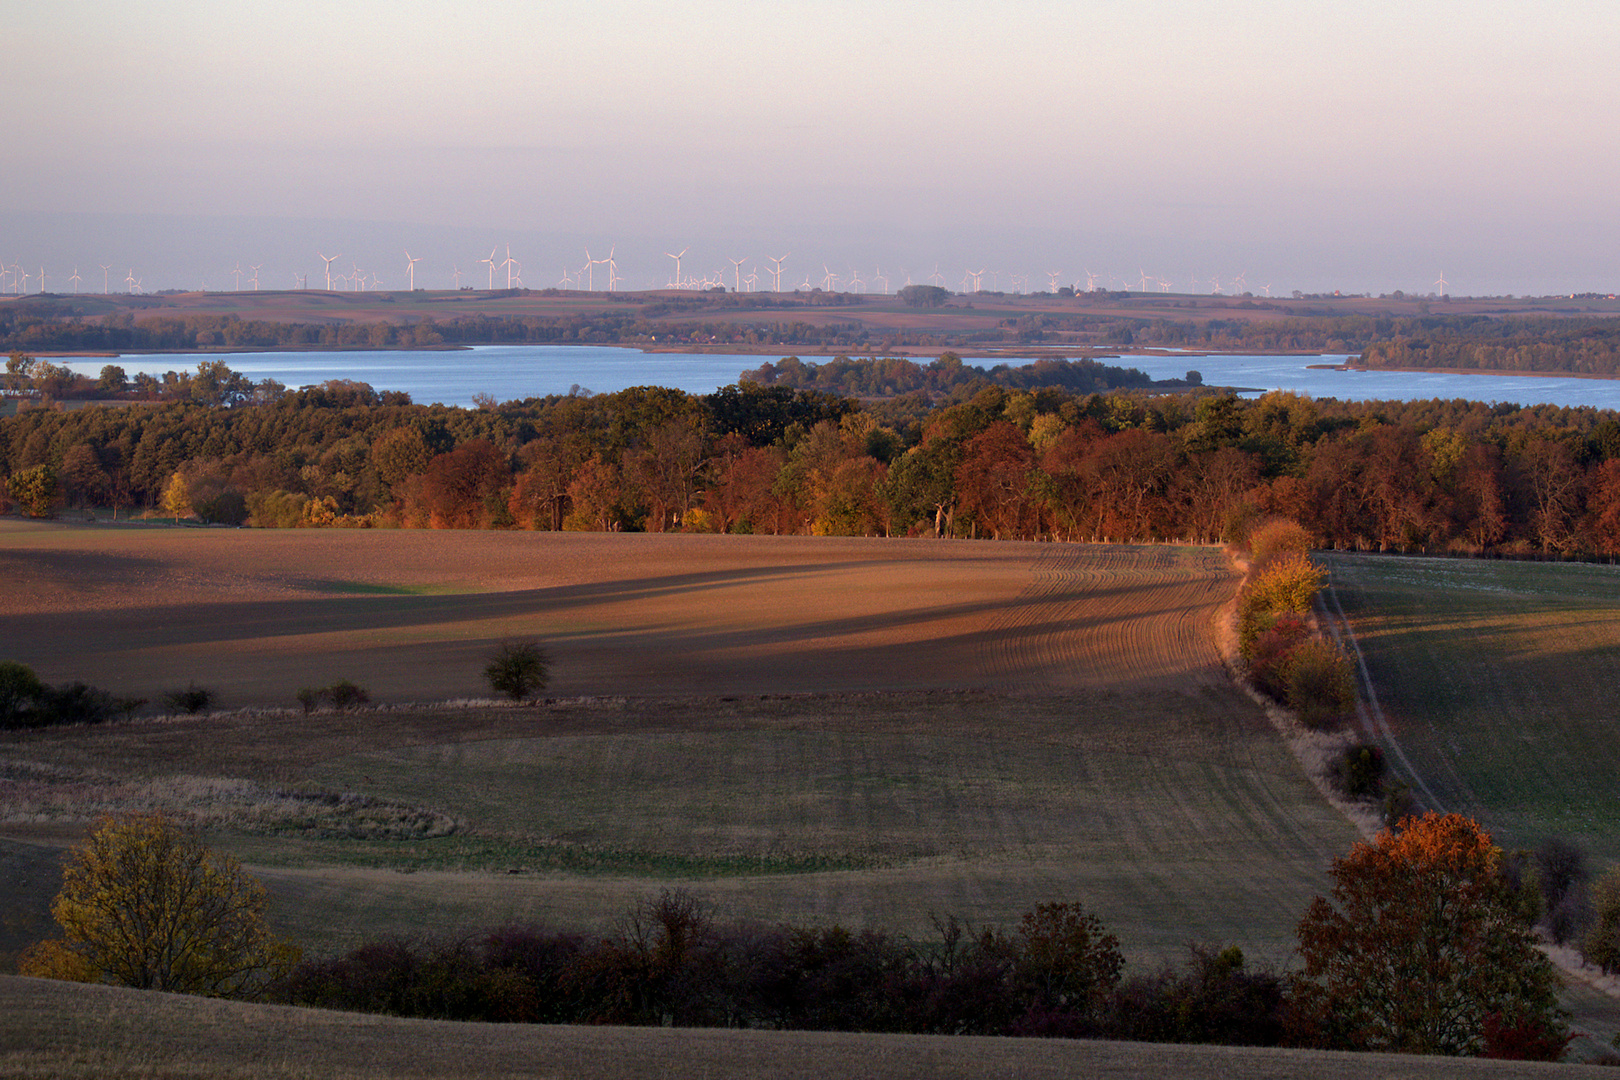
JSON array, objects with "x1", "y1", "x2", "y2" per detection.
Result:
[{"x1": 20, "y1": 812, "x2": 299, "y2": 999}]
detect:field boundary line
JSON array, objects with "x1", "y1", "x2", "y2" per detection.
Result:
[{"x1": 1317, "y1": 583, "x2": 1446, "y2": 815}]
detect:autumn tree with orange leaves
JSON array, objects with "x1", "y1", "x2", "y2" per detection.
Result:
[{"x1": 1294, "y1": 812, "x2": 1566, "y2": 1058}]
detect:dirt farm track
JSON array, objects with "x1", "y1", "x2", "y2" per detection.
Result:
[{"x1": 0, "y1": 522, "x2": 1233, "y2": 708}]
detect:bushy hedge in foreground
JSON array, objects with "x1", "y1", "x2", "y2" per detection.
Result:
[
  {"x1": 281, "y1": 891, "x2": 1288, "y2": 1044},
  {"x1": 0, "y1": 661, "x2": 140, "y2": 730}
]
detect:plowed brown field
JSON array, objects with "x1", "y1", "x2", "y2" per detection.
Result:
[{"x1": 0, "y1": 522, "x2": 1233, "y2": 707}]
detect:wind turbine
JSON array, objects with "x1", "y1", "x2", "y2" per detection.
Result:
[
  {"x1": 251, "y1": 264, "x2": 262, "y2": 291},
  {"x1": 100, "y1": 265, "x2": 112, "y2": 294},
  {"x1": 1048, "y1": 270, "x2": 1063, "y2": 293},
  {"x1": 847, "y1": 266, "x2": 865, "y2": 293},
  {"x1": 405, "y1": 251, "x2": 421, "y2": 291},
  {"x1": 665, "y1": 248, "x2": 688, "y2": 289},
  {"x1": 1434, "y1": 271, "x2": 1448, "y2": 295},
  {"x1": 452, "y1": 265, "x2": 463, "y2": 289},
  {"x1": 481, "y1": 247, "x2": 497, "y2": 290},
  {"x1": 125, "y1": 269, "x2": 137, "y2": 293},
  {"x1": 232, "y1": 263, "x2": 243, "y2": 291},
  {"x1": 319, "y1": 253, "x2": 340, "y2": 291},
  {"x1": 70, "y1": 267, "x2": 82, "y2": 294},
  {"x1": 929, "y1": 264, "x2": 945, "y2": 287},
  {"x1": 768, "y1": 253, "x2": 789, "y2": 292},
  {"x1": 583, "y1": 247, "x2": 605, "y2": 291},
  {"x1": 1260, "y1": 283, "x2": 1272, "y2": 297},
  {"x1": 607, "y1": 246, "x2": 622, "y2": 291},
  {"x1": 502, "y1": 245, "x2": 519, "y2": 289},
  {"x1": 1084, "y1": 269, "x2": 1100, "y2": 292},
  {"x1": 1139, "y1": 268, "x2": 1152, "y2": 293},
  {"x1": 729, "y1": 256, "x2": 746, "y2": 292},
  {"x1": 873, "y1": 267, "x2": 889, "y2": 294},
  {"x1": 821, "y1": 265, "x2": 839, "y2": 291}
]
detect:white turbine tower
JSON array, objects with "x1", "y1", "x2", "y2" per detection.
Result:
[
  {"x1": 251, "y1": 264, "x2": 262, "y2": 291},
  {"x1": 405, "y1": 251, "x2": 421, "y2": 291},
  {"x1": 1434, "y1": 271, "x2": 1448, "y2": 295},
  {"x1": 125, "y1": 269, "x2": 137, "y2": 293},
  {"x1": 1048, "y1": 270, "x2": 1063, "y2": 293},
  {"x1": 502, "y1": 245, "x2": 518, "y2": 289},
  {"x1": 665, "y1": 248, "x2": 688, "y2": 289},
  {"x1": 873, "y1": 267, "x2": 889, "y2": 294},
  {"x1": 481, "y1": 247, "x2": 497, "y2": 290},
  {"x1": 319, "y1": 252, "x2": 340, "y2": 291},
  {"x1": 100, "y1": 265, "x2": 112, "y2": 294},
  {"x1": 729, "y1": 256, "x2": 746, "y2": 292},
  {"x1": 929, "y1": 264, "x2": 945, "y2": 287},
  {"x1": 607, "y1": 246, "x2": 622, "y2": 291},
  {"x1": 847, "y1": 266, "x2": 865, "y2": 293},
  {"x1": 233, "y1": 263, "x2": 243, "y2": 291},
  {"x1": 768, "y1": 253, "x2": 789, "y2": 292},
  {"x1": 70, "y1": 267, "x2": 82, "y2": 294},
  {"x1": 452, "y1": 265, "x2": 463, "y2": 289}
]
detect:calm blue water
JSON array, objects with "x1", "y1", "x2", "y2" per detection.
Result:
[{"x1": 65, "y1": 345, "x2": 1620, "y2": 412}]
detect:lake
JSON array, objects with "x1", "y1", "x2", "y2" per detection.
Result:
[{"x1": 64, "y1": 345, "x2": 1620, "y2": 412}]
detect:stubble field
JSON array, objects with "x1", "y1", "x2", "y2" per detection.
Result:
[{"x1": 0, "y1": 523, "x2": 1358, "y2": 971}]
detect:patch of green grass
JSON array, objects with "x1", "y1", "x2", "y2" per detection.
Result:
[
  {"x1": 1, "y1": 689, "x2": 1359, "y2": 963},
  {"x1": 1324, "y1": 554, "x2": 1620, "y2": 858},
  {"x1": 235, "y1": 832, "x2": 881, "y2": 877}
]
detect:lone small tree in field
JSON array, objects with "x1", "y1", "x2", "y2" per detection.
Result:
[
  {"x1": 1295, "y1": 812, "x2": 1567, "y2": 1057},
  {"x1": 484, "y1": 639, "x2": 551, "y2": 701},
  {"x1": 21, "y1": 812, "x2": 298, "y2": 998}
]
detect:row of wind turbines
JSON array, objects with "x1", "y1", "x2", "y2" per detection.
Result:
[{"x1": 0, "y1": 245, "x2": 1455, "y2": 300}]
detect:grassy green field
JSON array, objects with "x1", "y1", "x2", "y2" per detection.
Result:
[
  {"x1": 0, "y1": 686, "x2": 1355, "y2": 968},
  {"x1": 1322, "y1": 555, "x2": 1620, "y2": 861}
]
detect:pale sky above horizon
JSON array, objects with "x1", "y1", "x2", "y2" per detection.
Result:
[{"x1": 5, "y1": 0, "x2": 1618, "y2": 296}]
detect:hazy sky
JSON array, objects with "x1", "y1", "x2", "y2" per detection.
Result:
[{"x1": 6, "y1": 0, "x2": 1618, "y2": 296}]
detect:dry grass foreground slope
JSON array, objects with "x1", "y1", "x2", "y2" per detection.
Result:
[
  {"x1": 0, "y1": 522, "x2": 1229, "y2": 703},
  {"x1": 4, "y1": 975, "x2": 1613, "y2": 1080}
]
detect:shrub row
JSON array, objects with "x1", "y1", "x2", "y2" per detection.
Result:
[
  {"x1": 280, "y1": 892, "x2": 1291, "y2": 1045},
  {"x1": 1235, "y1": 522, "x2": 1355, "y2": 730},
  {"x1": 0, "y1": 661, "x2": 143, "y2": 730}
]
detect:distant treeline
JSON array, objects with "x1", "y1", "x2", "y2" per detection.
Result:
[
  {"x1": 1357, "y1": 316, "x2": 1620, "y2": 376},
  {"x1": 3, "y1": 293, "x2": 1618, "y2": 367},
  {"x1": 9, "y1": 356, "x2": 1620, "y2": 559},
  {"x1": 742, "y1": 353, "x2": 1161, "y2": 397}
]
